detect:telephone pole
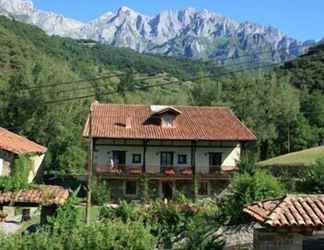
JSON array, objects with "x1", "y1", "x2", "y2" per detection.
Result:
[{"x1": 86, "y1": 104, "x2": 94, "y2": 224}]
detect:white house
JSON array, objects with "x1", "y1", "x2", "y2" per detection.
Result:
[
  {"x1": 0, "y1": 127, "x2": 47, "y2": 183},
  {"x1": 84, "y1": 102, "x2": 256, "y2": 200}
]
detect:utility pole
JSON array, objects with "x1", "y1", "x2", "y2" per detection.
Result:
[{"x1": 86, "y1": 104, "x2": 94, "y2": 224}]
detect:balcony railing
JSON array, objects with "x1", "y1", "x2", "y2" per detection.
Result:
[
  {"x1": 95, "y1": 165, "x2": 232, "y2": 177},
  {"x1": 160, "y1": 166, "x2": 193, "y2": 176},
  {"x1": 95, "y1": 165, "x2": 144, "y2": 175}
]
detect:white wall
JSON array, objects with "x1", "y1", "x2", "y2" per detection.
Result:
[
  {"x1": 94, "y1": 146, "x2": 144, "y2": 167},
  {"x1": 94, "y1": 142, "x2": 241, "y2": 173},
  {"x1": 28, "y1": 154, "x2": 46, "y2": 183},
  {"x1": 196, "y1": 145, "x2": 241, "y2": 173}
]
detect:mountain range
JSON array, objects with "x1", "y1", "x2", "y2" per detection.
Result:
[{"x1": 0, "y1": 0, "x2": 318, "y2": 63}]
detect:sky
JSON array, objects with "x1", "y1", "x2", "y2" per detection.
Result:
[{"x1": 32, "y1": 0, "x2": 324, "y2": 41}]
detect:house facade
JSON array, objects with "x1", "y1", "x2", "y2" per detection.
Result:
[
  {"x1": 0, "y1": 127, "x2": 47, "y2": 183},
  {"x1": 84, "y1": 103, "x2": 256, "y2": 201}
]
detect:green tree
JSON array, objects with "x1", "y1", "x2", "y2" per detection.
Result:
[{"x1": 224, "y1": 169, "x2": 285, "y2": 224}]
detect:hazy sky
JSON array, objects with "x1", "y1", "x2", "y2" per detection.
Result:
[{"x1": 32, "y1": 0, "x2": 324, "y2": 41}]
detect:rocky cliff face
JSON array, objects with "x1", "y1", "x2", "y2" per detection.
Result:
[{"x1": 0, "y1": 0, "x2": 314, "y2": 63}]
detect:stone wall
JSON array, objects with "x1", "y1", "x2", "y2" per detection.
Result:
[{"x1": 254, "y1": 228, "x2": 303, "y2": 250}]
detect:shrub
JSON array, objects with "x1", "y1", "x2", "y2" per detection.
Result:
[
  {"x1": 0, "y1": 154, "x2": 32, "y2": 192},
  {"x1": 0, "y1": 220, "x2": 156, "y2": 250},
  {"x1": 100, "y1": 201, "x2": 139, "y2": 223},
  {"x1": 138, "y1": 176, "x2": 148, "y2": 201},
  {"x1": 299, "y1": 157, "x2": 324, "y2": 193},
  {"x1": 47, "y1": 188, "x2": 83, "y2": 231},
  {"x1": 224, "y1": 169, "x2": 285, "y2": 224},
  {"x1": 91, "y1": 178, "x2": 110, "y2": 206}
]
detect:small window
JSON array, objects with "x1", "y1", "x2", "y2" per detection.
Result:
[
  {"x1": 132, "y1": 154, "x2": 141, "y2": 164},
  {"x1": 198, "y1": 182, "x2": 209, "y2": 196},
  {"x1": 178, "y1": 154, "x2": 187, "y2": 165},
  {"x1": 209, "y1": 152, "x2": 222, "y2": 167},
  {"x1": 125, "y1": 181, "x2": 137, "y2": 196}
]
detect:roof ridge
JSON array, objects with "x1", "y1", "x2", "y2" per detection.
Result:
[{"x1": 95, "y1": 102, "x2": 231, "y2": 109}]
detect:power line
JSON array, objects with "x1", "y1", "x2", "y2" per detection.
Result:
[
  {"x1": 24, "y1": 72, "x2": 126, "y2": 90},
  {"x1": 7, "y1": 43, "x2": 311, "y2": 92},
  {"x1": 48, "y1": 75, "x2": 168, "y2": 96},
  {"x1": 44, "y1": 61, "x2": 280, "y2": 105}
]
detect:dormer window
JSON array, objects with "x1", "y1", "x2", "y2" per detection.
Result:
[
  {"x1": 161, "y1": 113, "x2": 176, "y2": 128},
  {"x1": 148, "y1": 105, "x2": 182, "y2": 128}
]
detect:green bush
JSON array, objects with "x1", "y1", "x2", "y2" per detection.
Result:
[
  {"x1": 91, "y1": 178, "x2": 110, "y2": 206},
  {"x1": 0, "y1": 154, "x2": 32, "y2": 192},
  {"x1": 99, "y1": 200, "x2": 224, "y2": 249},
  {"x1": 100, "y1": 201, "x2": 139, "y2": 223},
  {"x1": 0, "y1": 220, "x2": 156, "y2": 250},
  {"x1": 224, "y1": 170, "x2": 285, "y2": 224},
  {"x1": 299, "y1": 157, "x2": 324, "y2": 193}
]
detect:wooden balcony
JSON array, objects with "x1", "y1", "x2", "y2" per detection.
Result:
[
  {"x1": 160, "y1": 166, "x2": 193, "y2": 177},
  {"x1": 95, "y1": 165, "x2": 144, "y2": 176},
  {"x1": 95, "y1": 164, "x2": 235, "y2": 180}
]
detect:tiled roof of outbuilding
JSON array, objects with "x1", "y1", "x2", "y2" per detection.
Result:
[
  {"x1": 83, "y1": 103, "x2": 256, "y2": 141},
  {"x1": 244, "y1": 195, "x2": 324, "y2": 229},
  {"x1": 0, "y1": 127, "x2": 47, "y2": 155},
  {"x1": 0, "y1": 185, "x2": 69, "y2": 206}
]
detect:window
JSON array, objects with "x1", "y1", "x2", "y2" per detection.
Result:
[
  {"x1": 161, "y1": 152, "x2": 174, "y2": 167},
  {"x1": 198, "y1": 182, "x2": 209, "y2": 196},
  {"x1": 112, "y1": 151, "x2": 126, "y2": 165},
  {"x1": 132, "y1": 154, "x2": 141, "y2": 164},
  {"x1": 209, "y1": 152, "x2": 222, "y2": 167},
  {"x1": 178, "y1": 154, "x2": 187, "y2": 165},
  {"x1": 125, "y1": 181, "x2": 137, "y2": 196}
]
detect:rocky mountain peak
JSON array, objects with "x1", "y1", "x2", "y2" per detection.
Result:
[
  {"x1": 0, "y1": 0, "x2": 34, "y2": 14},
  {"x1": 0, "y1": 1, "x2": 313, "y2": 64}
]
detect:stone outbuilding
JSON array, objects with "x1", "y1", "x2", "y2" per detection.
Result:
[
  {"x1": 244, "y1": 194, "x2": 324, "y2": 250},
  {"x1": 0, "y1": 127, "x2": 47, "y2": 183},
  {"x1": 0, "y1": 185, "x2": 69, "y2": 224}
]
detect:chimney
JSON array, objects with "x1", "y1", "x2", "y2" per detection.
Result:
[{"x1": 126, "y1": 117, "x2": 132, "y2": 129}]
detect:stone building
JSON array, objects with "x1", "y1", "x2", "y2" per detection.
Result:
[
  {"x1": 244, "y1": 194, "x2": 324, "y2": 250},
  {"x1": 0, "y1": 127, "x2": 47, "y2": 183},
  {"x1": 83, "y1": 102, "x2": 256, "y2": 201}
]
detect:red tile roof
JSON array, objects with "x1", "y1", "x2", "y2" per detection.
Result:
[
  {"x1": 0, "y1": 185, "x2": 69, "y2": 206},
  {"x1": 0, "y1": 127, "x2": 47, "y2": 155},
  {"x1": 244, "y1": 195, "x2": 324, "y2": 229},
  {"x1": 83, "y1": 103, "x2": 256, "y2": 141}
]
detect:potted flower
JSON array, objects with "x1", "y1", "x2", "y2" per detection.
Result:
[
  {"x1": 164, "y1": 168, "x2": 176, "y2": 176},
  {"x1": 181, "y1": 168, "x2": 193, "y2": 176}
]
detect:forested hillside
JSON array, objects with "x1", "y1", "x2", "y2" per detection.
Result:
[{"x1": 0, "y1": 16, "x2": 323, "y2": 174}]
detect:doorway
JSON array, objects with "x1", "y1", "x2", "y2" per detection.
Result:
[
  {"x1": 112, "y1": 151, "x2": 126, "y2": 166},
  {"x1": 162, "y1": 182, "x2": 173, "y2": 200}
]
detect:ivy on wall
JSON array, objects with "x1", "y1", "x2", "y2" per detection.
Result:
[{"x1": 0, "y1": 154, "x2": 32, "y2": 191}]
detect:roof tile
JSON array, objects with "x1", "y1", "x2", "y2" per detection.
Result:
[
  {"x1": 244, "y1": 195, "x2": 324, "y2": 229},
  {"x1": 0, "y1": 127, "x2": 47, "y2": 154},
  {"x1": 83, "y1": 103, "x2": 256, "y2": 141},
  {"x1": 0, "y1": 185, "x2": 69, "y2": 206}
]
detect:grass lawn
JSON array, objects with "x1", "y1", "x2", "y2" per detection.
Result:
[{"x1": 257, "y1": 146, "x2": 324, "y2": 167}]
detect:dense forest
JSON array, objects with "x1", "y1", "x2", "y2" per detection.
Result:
[{"x1": 0, "y1": 16, "x2": 323, "y2": 174}]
